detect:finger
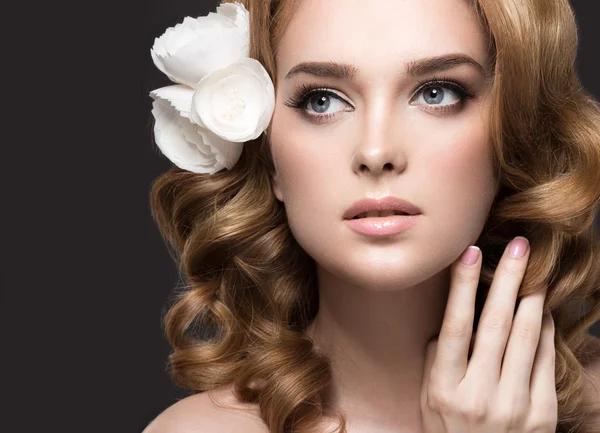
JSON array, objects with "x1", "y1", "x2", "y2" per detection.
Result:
[
  {"x1": 468, "y1": 237, "x2": 530, "y2": 381},
  {"x1": 498, "y1": 288, "x2": 546, "y2": 409},
  {"x1": 529, "y1": 313, "x2": 557, "y2": 411},
  {"x1": 433, "y1": 245, "x2": 481, "y2": 385},
  {"x1": 421, "y1": 337, "x2": 438, "y2": 411}
]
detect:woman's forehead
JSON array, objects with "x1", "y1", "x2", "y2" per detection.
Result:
[{"x1": 275, "y1": 0, "x2": 489, "y2": 80}]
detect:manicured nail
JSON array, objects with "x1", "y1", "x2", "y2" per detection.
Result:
[
  {"x1": 460, "y1": 246, "x2": 480, "y2": 265},
  {"x1": 509, "y1": 236, "x2": 529, "y2": 258}
]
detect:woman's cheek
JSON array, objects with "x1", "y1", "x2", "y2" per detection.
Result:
[
  {"x1": 425, "y1": 133, "x2": 496, "y2": 226},
  {"x1": 272, "y1": 122, "x2": 342, "y2": 202}
]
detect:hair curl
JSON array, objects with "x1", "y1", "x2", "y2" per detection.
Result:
[{"x1": 149, "y1": 0, "x2": 600, "y2": 432}]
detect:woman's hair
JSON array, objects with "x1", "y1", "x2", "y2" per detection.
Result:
[{"x1": 149, "y1": 0, "x2": 600, "y2": 431}]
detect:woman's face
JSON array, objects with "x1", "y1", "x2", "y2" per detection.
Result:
[{"x1": 269, "y1": 0, "x2": 499, "y2": 290}]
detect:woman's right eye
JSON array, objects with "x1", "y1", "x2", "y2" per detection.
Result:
[{"x1": 284, "y1": 87, "x2": 353, "y2": 124}]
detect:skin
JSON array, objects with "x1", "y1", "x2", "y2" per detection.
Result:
[{"x1": 269, "y1": 0, "x2": 501, "y2": 430}]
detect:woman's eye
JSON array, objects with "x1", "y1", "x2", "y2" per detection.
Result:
[
  {"x1": 284, "y1": 79, "x2": 474, "y2": 124},
  {"x1": 411, "y1": 83, "x2": 470, "y2": 112},
  {"x1": 284, "y1": 89, "x2": 352, "y2": 124},
  {"x1": 306, "y1": 92, "x2": 347, "y2": 115}
]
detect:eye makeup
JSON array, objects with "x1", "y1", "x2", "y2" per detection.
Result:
[{"x1": 283, "y1": 75, "x2": 477, "y2": 124}]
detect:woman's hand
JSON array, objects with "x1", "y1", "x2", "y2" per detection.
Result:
[{"x1": 420, "y1": 237, "x2": 558, "y2": 433}]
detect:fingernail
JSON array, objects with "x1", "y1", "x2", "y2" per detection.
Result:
[
  {"x1": 509, "y1": 236, "x2": 529, "y2": 258},
  {"x1": 460, "y1": 246, "x2": 480, "y2": 265}
]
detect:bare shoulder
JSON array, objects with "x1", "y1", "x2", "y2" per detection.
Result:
[{"x1": 142, "y1": 384, "x2": 268, "y2": 433}]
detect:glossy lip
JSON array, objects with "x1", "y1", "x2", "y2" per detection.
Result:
[
  {"x1": 343, "y1": 196, "x2": 422, "y2": 220},
  {"x1": 344, "y1": 214, "x2": 421, "y2": 237}
]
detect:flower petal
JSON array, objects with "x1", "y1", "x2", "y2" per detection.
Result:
[
  {"x1": 216, "y1": 2, "x2": 249, "y2": 34},
  {"x1": 150, "y1": 50, "x2": 180, "y2": 84},
  {"x1": 149, "y1": 84, "x2": 196, "y2": 121},
  {"x1": 191, "y1": 57, "x2": 275, "y2": 142},
  {"x1": 197, "y1": 128, "x2": 244, "y2": 171},
  {"x1": 215, "y1": 2, "x2": 240, "y2": 22},
  {"x1": 151, "y1": 99, "x2": 223, "y2": 174},
  {"x1": 156, "y1": 27, "x2": 248, "y2": 88},
  {"x1": 149, "y1": 4, "x2": 249, "y2": 88}
]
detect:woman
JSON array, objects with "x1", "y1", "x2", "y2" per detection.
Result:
[{"x1": 144, "y1": 0, "x2": 600, "y2": 432}]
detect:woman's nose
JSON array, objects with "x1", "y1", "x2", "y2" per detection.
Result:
[{"x1": 350, "y1": 111, "x2": 408, "y2": 177}]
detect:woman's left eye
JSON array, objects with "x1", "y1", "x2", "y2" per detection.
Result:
[
  {"x1": 284, "y1": 78, "x2": 475, "y2": 124},
  {"x1": 411, "y1": 79, "x2": 475, "y2": 114}
]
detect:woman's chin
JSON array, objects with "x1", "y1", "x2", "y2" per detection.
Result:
[{"x1": 317, "y1": 258, "x2": 449, "y2": 294}]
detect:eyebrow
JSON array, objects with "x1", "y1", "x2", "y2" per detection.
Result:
[{"x1": 284, "y1": 54, "x2": 491, "y2": 81}]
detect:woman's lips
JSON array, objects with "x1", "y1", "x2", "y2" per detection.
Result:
[{"x1": 344, "y1": 214, "x2": 421, "y2": 237}]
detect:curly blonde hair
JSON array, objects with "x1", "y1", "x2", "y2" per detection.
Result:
[{"x1": 149, "y1": 0, "x2": 600, "y2": 432}]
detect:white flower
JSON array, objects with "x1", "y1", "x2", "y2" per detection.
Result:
[
  {"x1": 190, "y1": 57, "x2": 275, "y2": 143},
  {"x1": 148, "y1": 2, "x2": 275, "y2": 175},
  {"x1": 150, "y1": 2, "x2": 250, "y2": 88},
  {"x1": 150, "y1": 86, "x2": 244, "y2": 174}
]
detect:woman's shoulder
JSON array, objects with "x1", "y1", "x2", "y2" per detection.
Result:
[
  {"x1": 142, "y1": 384, "x2": 268, "y2": 433},
  {"x1": 142, "y1": 335, "x2": 600, "y2": 433}
]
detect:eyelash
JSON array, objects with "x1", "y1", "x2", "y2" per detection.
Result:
[{"x1": 283, "y1": 75, "x2": 476, "y2": 124}]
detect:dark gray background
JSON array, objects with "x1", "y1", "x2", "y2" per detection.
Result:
[{"x1": 3, "y1": 1, "x2": 598, "y2": 432}]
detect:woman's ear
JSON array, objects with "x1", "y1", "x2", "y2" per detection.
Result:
[{"x1": 271, "y1": 170, "x2": 284, "y2": 202}]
